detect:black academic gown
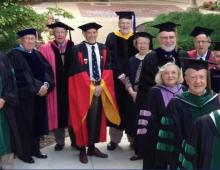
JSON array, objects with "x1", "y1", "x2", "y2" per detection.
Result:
[
  {"x1": 138, "y1": 84, "x2": 184, "y2": 170},
  {"x1": 210, "y1": 68, "x2": 220, "y2": 93},
  {"x1": 177, "y1": 111, "x2": 220, "y2": 170},
  {"x1": 105, "y1": 32, "x2": 137, "y2": 129},
  {"x1": 155, "y1": 91, "x2": 220, "y2": 169},
  {"x1": 7, "y1": 48, "x2": 54, "y2": 156},
  {"x1": 51, "y1": 40, "x2": 74, "y2": 128},
  {"x1": 0, "y1": 52, "x2": 22, "y2": 156},
  {"x1": 136, "y1": 48, "x2": 188, "y2": 109}
]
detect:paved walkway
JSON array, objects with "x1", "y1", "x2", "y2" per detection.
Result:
[
  {"x1": 32, "y1": 0, "x2": 190, "y2": 44},
  {"x1": 12, "y1": 1, "x2": 201, "y2": 169}
]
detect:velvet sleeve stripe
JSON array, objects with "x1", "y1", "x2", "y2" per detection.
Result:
[
  {"x1": 156, "y1": 142, "x2": 175, "y2": 152},
  {"x1": 178, "y1": 153, "x2": 193, "y2": 170},
  {"x1": 158, "y1": 129, "x2": 175, "y2": 139},
  {"x1": 181, "y1": 140, "x2": 196, "y2": 155},
  {"x1": 161, "y1": 116, "x2": 174, "y2": 125}
]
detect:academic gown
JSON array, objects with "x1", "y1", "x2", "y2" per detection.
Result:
[
  {"x1": 0, "y1": 52, "x2": 18, "y2": 156},
  {"x1": 177, "y1": 110, "x2": 220, "y2": 170},
  {"x1": 68, "y1": 42, "x2": 120, "y2": 146},
  {"x1": 187, "y1": 49, "x2": 212, "y2": 61},
  {"x1": 105, "y1": 32, "x2": 137, "y2": 129},
  {"x1": 136, "y1": 48, "x2": 188, "y2": 109},
  {"x1": 136, "y1": 84, "x2": 184, "y2": 169},
  {"x1": 124, "y1": 56, "x2": 143, "y2": 137},
  {"x1": 7, "y1": 48, "x2": 54, "y2": 156},
  {"x1": 210, "y1": 68, "x2": 220, "y2": 93},
  {"x1": 39, "y1": 40, "x2": 74, "y2": 130},
  {"x1": 155, "y1": 91, "x2": 220, "y2": 169}
]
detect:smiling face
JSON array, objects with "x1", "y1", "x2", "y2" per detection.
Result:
[
  {"x1": 53, "y1": 27, "x2": 67, "y2": 44},
  {"x1": 82, "y1": 28, "x2": 98, "y2": 44},
  {"x1": 135, "y1": 37, "x2": 150, "y2": 55},
  {"x1": 194, "y1": 34, "x2": 211, "y2": 56},
  {"x1": 158, "y1": 31, "x2": 176, "y2": 52},
  {"x1": 161, "y1": 64, "x2": 179, "y2": 87},
  {"x1": 185, "y1": 68, "x2": 207, "y2": 96},
  {"x1": 20, "y1": 34, "x2": 36, "y2": 51},
  {"x1": 118, "y1": 18, "x2": 132, "y2": 35}
]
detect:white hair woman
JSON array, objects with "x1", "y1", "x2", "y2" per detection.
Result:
[
  {"x1": 136, "y1": 62, "x2": 185, "y2": 169},
  {"x1": 124, "y1": 32, "x2": 154, "y2": 161}
]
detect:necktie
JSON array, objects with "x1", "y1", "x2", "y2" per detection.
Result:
[{"x1": 91, "y1": 45, "x2": 100, "y2": 81}]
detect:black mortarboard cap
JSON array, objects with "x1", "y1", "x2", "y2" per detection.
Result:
[
  {"x1": 17, "y1": 28, "x2": 37, "y2": 37},
  {"x1": 181, "y1": 58, "x2": 215, "y2": 70},
  {"x1": 134, "y1": 32, "x2": 154, "y2": 49},
  {"x1": 211, "y1": 41, "x2": 220, "y2": 51},
  {"x1": 190, "y1": 26, "x2": 213, "y2": 37},
  {"x1": 115, "y1": 11, "x2": 135, "y2": 19},
  {"x1": 152, "y1": 21, "x2": 180, "y2": 32},
  {"x1": 134, "y1": 32, "x2": 154, "y2": 39},
  {"x1": 78, "y1": 22, "x2": 102, "y2": 31},
  {"x1": 47, "y1": 21, "x2": 74, "y2": 30}
]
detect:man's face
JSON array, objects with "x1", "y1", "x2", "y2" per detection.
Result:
[
  {"x1": 158, "y1": 31, "x2": 176, "y2": 52},
  {"x1": 83, "y1": 28, "x2": 98, "y2": 44},
  {"x1": 20, "y1": 34, "x2": 36, "y2": 51},
  {"x1": 194, "y1": 34, "x2": 211, "y2": 56},
  {"x1": 135, "y1": 37, "x2": 150, "y2": 55},
  {"x1": 185, "y1": 69, "x2": 207, "y2": 96},
  {"x1": 118, "y1": 18, "x2": 132, "y2": 35},
  {"x1": 213, "y1": 50, "x2": 220, "y2": 69},
  {"x1": 53, "y1": 27, "x2": 67, "y2": 44}
]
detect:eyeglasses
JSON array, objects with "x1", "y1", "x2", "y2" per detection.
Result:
[{"x1": 194, "y1": 41, "x2": 210, "y2": 44}]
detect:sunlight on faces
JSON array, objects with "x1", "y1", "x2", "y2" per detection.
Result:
[
  {"x1": 161, "y1": 64, "x2": 180, "y2": 87},
  {"x1": 185, "y1": 69, "x2": 207, "y2": 96},
  {"x1": 118, "y1": 18, "x2": 132, "y2": 35},
  {"x1": 135, "y1": 37, "x2": 150, "y2": 55},
  {"x1": 158, "y1": 31, "x2": 176, "y2": 52},
  {"x1": 83, "y1": 28, "x2": 98, "y2": 44},
  {"x1": 53, "y1": 27, "x2": 67, "y2": 44},
  {"x1": 20, "y1": 34, "x2": 36, "y2": 52},
  {"x1": 194, "y1": 34, "x2": 211, "y2": 56}
]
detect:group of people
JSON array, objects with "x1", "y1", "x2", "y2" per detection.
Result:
[{"x1": 0, "y1": 10, "x2": 220, "y2": 170}]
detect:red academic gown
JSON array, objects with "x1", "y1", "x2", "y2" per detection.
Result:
[{"x1": 68, "y1": 42, "x2": 120, "y2": 146}]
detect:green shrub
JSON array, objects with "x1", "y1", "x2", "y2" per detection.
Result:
[
  {"x1": 139, "y1": 11, "x2": 220, "y2": 51},
  {"x1": 0, "y1": 2, "x2": 74, "y2": 52}
]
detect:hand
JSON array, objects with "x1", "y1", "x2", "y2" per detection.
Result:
[
  {"x1": 94, "y1": 85, "x2": 102, "y2": 97},
  {"x1": 38, "y1": 84, "x2": 48, "y2": 96},
  {"x1": 0, "y1": 98, "x2": 6, "y2": 109},
  {"x1": 128, "y1": 87, "x2": 137, "y2": 102},
  {"x1": 118, "y1": 73, "x2": 126, "y2": 84}
]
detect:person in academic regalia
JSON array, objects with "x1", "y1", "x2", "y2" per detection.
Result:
[
  {"x1": 7, "y1": 28, "x2": 55, "y2": 163},
  {"x1": 0, "y1": 52, "x2": 18, "y2": 169},
  {"x1": 68, "y1": 22, "x2": 120, "y2": 164},
  {"x1": 105, "y1": 11, "x2": 138, "y2": 151},
  {"x1": 210, "y1": 41, "x2": 220, "y2": 93},
  {"x1": 135, "y1": 62, "x2": 185, "y2": 169},
  {"x1": 187, "y1": 26, "x2": 213, "y2": 61},
  {"x1": 39, "y1": 22, "x2": 77, "y2": 151},
  {"x1": 176, "y1": 109, "x2": 220, "y2": 170},
  {"x1": 136, "y1": 21, "x2": 188, "y2": 110},
  {"x1": 155, "y1": 59, "x2": 220, "y2": 169},
  {"x1": 123, "y1": 32, "x2": 154, "y2": 160}
]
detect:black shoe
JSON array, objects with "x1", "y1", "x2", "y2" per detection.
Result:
[
  {"x1": 19, "y1": 156, "x2": 35, "y2": 163},
  {"x1": 130, "y1": 155, "x2": 142, "y2": 161},
  {"x1": 32, "y1": 152, "x2": 47, "y2": 159},
  {"x1": 54, "y1": 144, "x2": 64, "y2": 151},
  {"x1": 79, "y1": 150, "x2": 88, "y2": 164},
  {"x1": 107, "y1": 141, "x2": 118, "y2": 150},
  {"x1": 87, "y1": 147, "x2": 108, "y2": 158}
]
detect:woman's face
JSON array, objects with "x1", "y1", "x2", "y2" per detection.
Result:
[
  {"x1": 161, "y1": 64, "x2": 179, "y2": 87},
  {"x1": 135, "y1": 37, "x2": 150, "y2": 55}
]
